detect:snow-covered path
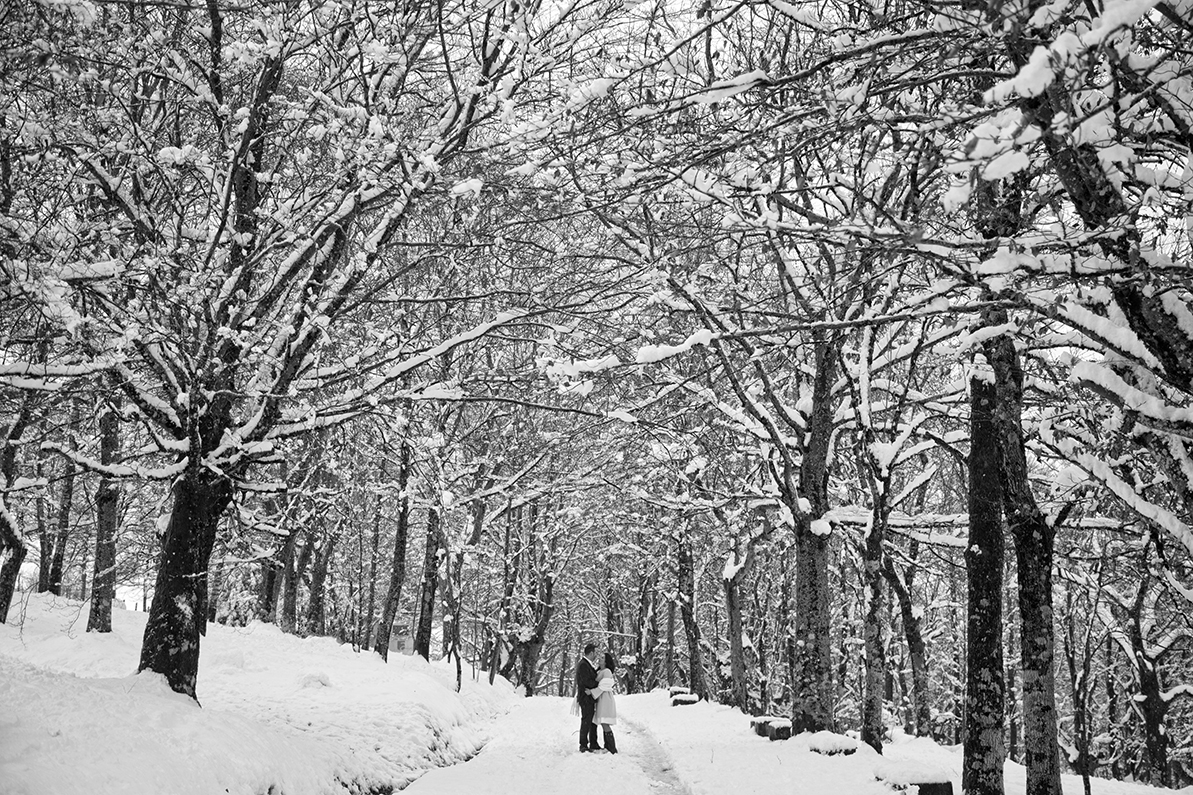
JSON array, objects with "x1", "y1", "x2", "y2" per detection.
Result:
[{"x1": 403, "y1": 696, "x2": 688, "y2": 795}]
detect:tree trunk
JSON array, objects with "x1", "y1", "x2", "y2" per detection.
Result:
[
  {"x1": 88, "y1": 402, "x2": 120, "y2": 633},
  {"x1": 883, "y1": 556, "x2": 931, "y2": 736},
  {"x1": 364, "y1": 492, "x2": 382, "y2": 649},
  {"x1": 780, "y1": 544, "x2": 797, "y2": 708},
  {"x1": 676, "y1": 520, "x2": 707, "y2": 699},
  {"x1": 963, "y1": 377, "x2": 1005, "y2": 795},
  {"x1": 260, "y1": 527, "x2": 295, "y2": 623},
  {"x1": 37, "y1": 458, "x2": 51, "y2": 593},
  {"x1": 414, "y1": 508, "x2": 441, "y2": 660},
  {"x1": 1106, "y1": 636, "x2": 1121, "y2": 780},
  {"x1": 792, "y1": 522, "x2": 833, "y2": 731},
  {"x1": 724, "y1": 554, "x2": 749, "y2": 710},
  {"x1": 665, "y1": 597, "x2": 677, "y2": 686},
  {"x1": 985, "y1": 323, "x2": 1063, "y2": 795},
  {"x1": 137, "y1": 467, "x2": 233, "y2": 699},
  {"x1": 0, "y1": 498, "x2": 25, "y2": 622},
  {"x1": 860, "y1": 507, "x2": 887, "y2": 753},
  {"x1": 375, "y1": 440, "x2": 412, "y2": 661},
  {"x1": 281, "y1": 529, "x2": 314, "y2": 634},
  {"x1": 558, "y1": 646, "x2": 570, "y2": 696},
  {"x1": 305, "y1": 532, "x2": 337, "y2": 636},
  {"x1": 1062, "y1": 594, "x2": 1095, "y2": 794},
  {"x1": 47, "y1": 456, "x2": 77, "y2": 595},
  {"x1": 791, "y1": 337, "x2": 838, "y2": 733},
  {"x1": 1, "y1": 392, "x2": 39, "y2": 619},
  {"x1": 1127, "y1": 574, "x2": 1171, "y2": 787}
]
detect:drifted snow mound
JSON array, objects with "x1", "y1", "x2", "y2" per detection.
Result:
[{"x1": 1, "y1": 592, "x2": 517, "y2": 795}]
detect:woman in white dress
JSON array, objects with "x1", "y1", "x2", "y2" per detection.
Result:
[{"x1": 594, "y1": 652, "x2": 619, "y2": 753}]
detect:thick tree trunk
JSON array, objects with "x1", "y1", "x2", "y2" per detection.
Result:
[
  {"x1": 138, "y1": 467, "x2": 233, "y2": 699},
  {"x1": 791, "y1": 523, "x2": 833, "y2": 731},
  {"x1": 724, "y1": 558, "x2": 749, "y2": 710},
  {"x1": 665, "y1": 597, "x2": 677, "y2": 686},
  {"x1": 0, "y1": 499, "x2": 25, "y2": 622},
  {"x1": 46, "y1": 457, "x2": 77, "y2": 595},
  {"x1": 281, "y1": 530, "x2": 314, "y2": 634},
  {"x1": 305, "y1": 532, "x2": 336, "y2": 636},
  {"x1": 676, "y1": 520, "x2": 707, "y2": 699},
  {"x1": 260, "y1": 528, "x2": 295, "y2": 623},
  {"x1": 521, "y1": 639, "x2": 545, "y2": 696},
  {"x1": 963, "y1": 377, "x2": 1005, "y2": 795},
  {"x1": 88, "y1": 404, "x2": 120, "y2": 633},
  {"x1": 364, "y1": 494, "x2": 382, "y2": 649},
  {"x1": 1, "y1": 392, "x2": 38, "y2": 618},
  {"x1": 37, "y1": 459, "x2": 51, "y2": 593},
  {"x1": 791, "y1": 338, "x2": 838, "y2": 734},
  {"x1": 985, "y1": 324, "x2": 1063, "y2": 795},
  {"x1": 374, "y1": 440, "x2": 411, "y2": 661},
  {"x1": 414, "y1": 508, "x2": 441, "y2": 660},
  {"x1": 558, "y1": 646, "x2": 570, "y2": 696},
  {"x1": 860, "y1": 508, "x2": 888, "y2": 753},
  {"x1": 1007, "y1": 608, "x2": 1020, "y2": 763},
  {"x1": 1128, "y1": 579, "x2": 1171, "y2": 787}
]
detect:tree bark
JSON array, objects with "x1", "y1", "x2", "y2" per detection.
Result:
[
  {"x1": 791, "y1": 337, "x2": 838, "y2": 733},
  {"x1": 46, "y1": 456, "x2": 77, "y2": 596},
  {"x1": 364, "y1": 490, "x2": 382, "y2": 649},
  {"x1": 0, "y1": 499, "x2": 25, "y2": 622},
  {"x1": 723, "y1": 548, "x2": 750, "y2": 710},
  {"x1": 1124, "y1": 571, "x2": 1172, "y2": 787},
  {"x1": 665, "y1": 597, "x2": 677, "y2": 686},
  {"x1": 963, "y1": 377, "x2": 1005, "y2": 795},
  {"x1": 985, "y1": 322, "x2": 1063, "y2": 795},
  {"x1": 375, "y1": 439, "x2": 412, "y2": 661},
  {"x1": 305, "y1": 531, "x2": 336, "y2": 636},
  {"x1": 137, "y1": 466, "x2": 233, "y2": 699},
  {"x1": 883, "y1": 554, "x2": 931, "y2": 736},
  {"x1": 37, "y1": 458, "x2": 51, "y2": 593},
  {"x1": 88, "y1": 402, "x2": 120, "y2": 633},
  {"x1": 260, "y1": 522, "x2": 295, "y2": 623},
  {"x1": 414, "y1": 507, "x2": 442, "y2": 660},
  {"x1": 860, "y1": 506, "x2": 888, "y2": 753},
  {"x1": 676, "y1": 519, "x2": 707, "y2": 699},
  {"x1": 281, "y1": 529, "x2": 314, "y2": 634}
]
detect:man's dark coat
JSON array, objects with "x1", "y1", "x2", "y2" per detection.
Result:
[{"x1": 575, "y1": 655, "x2": 600, "y2": 749}]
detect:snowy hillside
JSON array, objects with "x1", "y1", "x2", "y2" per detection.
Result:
[{"x1": 0, "y1": 593, "x2": 516, "y2": 795}]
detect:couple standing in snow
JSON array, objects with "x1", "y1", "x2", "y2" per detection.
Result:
[{"x1": 572, "y1": 642, "x2": 618, "y2": 753}]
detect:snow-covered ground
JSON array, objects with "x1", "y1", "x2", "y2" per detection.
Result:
[
  {"x1": 1, "y1": 591, "x2": 1180, "y2": 795},
  {"x1": 407, "y1": 691, "x2": 1172, "y2": 795},
  {"x1": 1, "y1": 592, "x2": 515, "y2": 794}
]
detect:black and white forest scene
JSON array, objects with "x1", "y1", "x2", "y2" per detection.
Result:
[{"x1": 2, "y1": 0, "x2": 1193, "y2": 792}]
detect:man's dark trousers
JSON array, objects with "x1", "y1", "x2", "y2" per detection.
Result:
[{"x1": 579, "y1": 694, "x2": 599, "y2": 750}]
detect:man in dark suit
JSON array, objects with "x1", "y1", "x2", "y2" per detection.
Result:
[{"x1": 575, "y1": 642, "x2": 601, "y2": 751}]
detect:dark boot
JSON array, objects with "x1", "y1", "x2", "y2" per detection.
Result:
[{"x1": 603, "y1": 727, "x2": 618, "y2": 754}]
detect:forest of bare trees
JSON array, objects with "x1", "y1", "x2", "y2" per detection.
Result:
[{"x1": 3, "y1": 0, "x2": 1192, "y2": 792}]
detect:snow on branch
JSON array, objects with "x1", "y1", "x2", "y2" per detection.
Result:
[
  {"x1": 636, "y1": 329, "x2": 716, "y2": 364},
  {"x1": 0, "y1": 359, "x2": 117, "y2": 390},
  {"x1": 1161, "y1": 683, "x2": 1193, "y2": 703},
  {"x1": 1040, "y1": 421, "x2": 1193, "y2": 556},
  {"x1": 1071, "y1": 361, "x2": 1193, "y2": 439},
  {"x1": 41, "y1": 442, "x2": 188, "y2": 481}
]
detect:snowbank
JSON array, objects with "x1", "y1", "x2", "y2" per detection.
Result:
[
  {"x1": 1, "y1": 592, "x2": 517, "y2": 795},
  {"x1": 617, "y1": 690, "x2": 1170, "y2": 795}
]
